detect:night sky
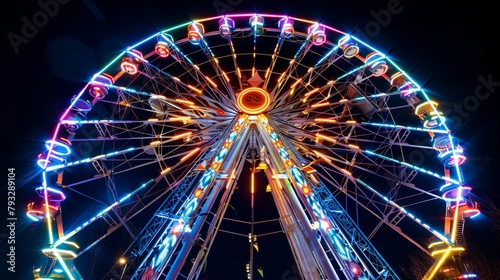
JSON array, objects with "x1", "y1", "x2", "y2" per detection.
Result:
[{"x1": 2, "y1": 1, "x2": 499, "y2": 279}]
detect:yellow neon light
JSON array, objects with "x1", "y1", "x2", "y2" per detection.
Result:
[
  {"x1": 169, "y1": 117, "x2": 191, "y2": 124},
  {"x1": 304, "y1": 88, "x2": 319, "y2": 97},
  {"x1": 222, "y1": 71, "x2": 230, "y2": 82},
  {"x1": 161, "y1": 167, "x2": 171, "y2": 174},
  {"x1": 251, "y1": 172, "x2": 255, "y2": 194},
  {"x1": 312, "y1": 150, "x2": 332, "y2": 163},
  {"x1": 43, "y1": 184, "x2": 54, "y2": 244},
  {"x1": 206, "y1": 77, "x2": 217, "y2": 88},
  {"x1": 62, "y1": 241, "x2": 80, "y2": 249},
  {"x1": 175, "y1": 99, "x2": 194, "y2": 105},
  {"x1": 311, "y1": 102, "x2": 329, "y2": 108},
  {"x1": 172, "y1": 132, "x2": 192, "y2": 140},
  {"x1": 428, "y1": 240, "x2": 445, "y2": 249},
  {"x1": 187, "y1": 85, "x2": 202, "y2": 94},
  {"x1": 415, "y1": 100, "x2": 439, "y2": 115},
  {"x1": 314, "y1": 118, "x2": 337, "y2": 123},
  {"x1": 42, "y1": 248, "x2": 77, "y2": 259},
  {"x1": 180, "y1": 148, "x2": 200, "y2": 162},
  {"x1": 278, "y1": 72, "x2": 286, "y2": 83},
  {"x1": 291, "y1": 78, "x2": 302, "y2": 88},
  {"x1": 316, "y1": 133, "x2": 337, "y2": 144},
  {"x1": 430, "y1": 246, "x2": 464, "y2": 257},
  {"x1": 341, "y1": 169, "x2": 352, "y2": 175}
]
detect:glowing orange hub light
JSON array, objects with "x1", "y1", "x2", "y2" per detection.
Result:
[{"x1": 236, "y1": 87, "x2": 271, "y2": 114}]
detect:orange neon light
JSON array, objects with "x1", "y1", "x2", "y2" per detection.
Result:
[
  {"x1": 236, "y1": 87, "x2": 271, "y2": 114},
  {"x1": 180, "y1": 148, "x2": 200, "y2": 162}
]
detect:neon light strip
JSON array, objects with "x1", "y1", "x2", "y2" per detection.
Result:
[
  {"x1": 52, "y1": 179, "x2": 152, "y2": 248},
  {"x1": 365, "y1": 150, "x2": 461, "y2": 185},
  {"x1": 362, "y1": 122, "x2": 449, "y2": 134},
  {"x1": 54, "y1": 250, "x2": 75, "y2": 280},
  {"x1": 42, "y1": 172, "x2": 54, "y2": 244},
  {"x1": 356, "y1": 178, "x2": 451, "y2": 244},
  {"x1": 160, "y1": 33, "x2": 194, "y2": 65},
  {"x1": 315, "y1": 45, "x2": 340, "y2": 66},
  {"x1": 425, "y1": 248, "x2": 452, "y2": 280},
  {"x1": 45, "y1": 147, "x2": 135, "y2": 172}
]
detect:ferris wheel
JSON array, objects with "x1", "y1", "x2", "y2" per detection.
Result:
[{"x1": 28, "y1": 13, "x2": 480, "y2": 280}]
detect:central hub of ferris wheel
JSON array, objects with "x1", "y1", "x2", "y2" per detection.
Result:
[{"x1": 236, "y1": 87, "x2": 271, "y2": 114}]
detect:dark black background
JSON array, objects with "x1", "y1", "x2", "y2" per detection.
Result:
[{"x1": 2, "y1": 0, "x2": 499, "y2": 279}]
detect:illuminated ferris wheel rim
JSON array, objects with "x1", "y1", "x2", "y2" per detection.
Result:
[
  {"x1": 39, "y1": 12, "x2": 473, "y2": 235},
  {"x1": 54, "y1": 12, "x2": 467, "y2": 185},
  {"x1": 39, "y1": 11, "x2": 474, "y2": 239},
  {"x1": 30, "y1": 11, "x2": 480, "y2": 280}
]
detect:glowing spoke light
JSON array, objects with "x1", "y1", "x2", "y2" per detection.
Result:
[
  {"x1": 53, "y1": 179, "x2": 153, "y2": 248},
  {"x1": 365, "y1": 150, "x2": 461, "y2": 185},
  {"x1": 356, "y1": 178, "x2": 452, "y2": 244}
]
